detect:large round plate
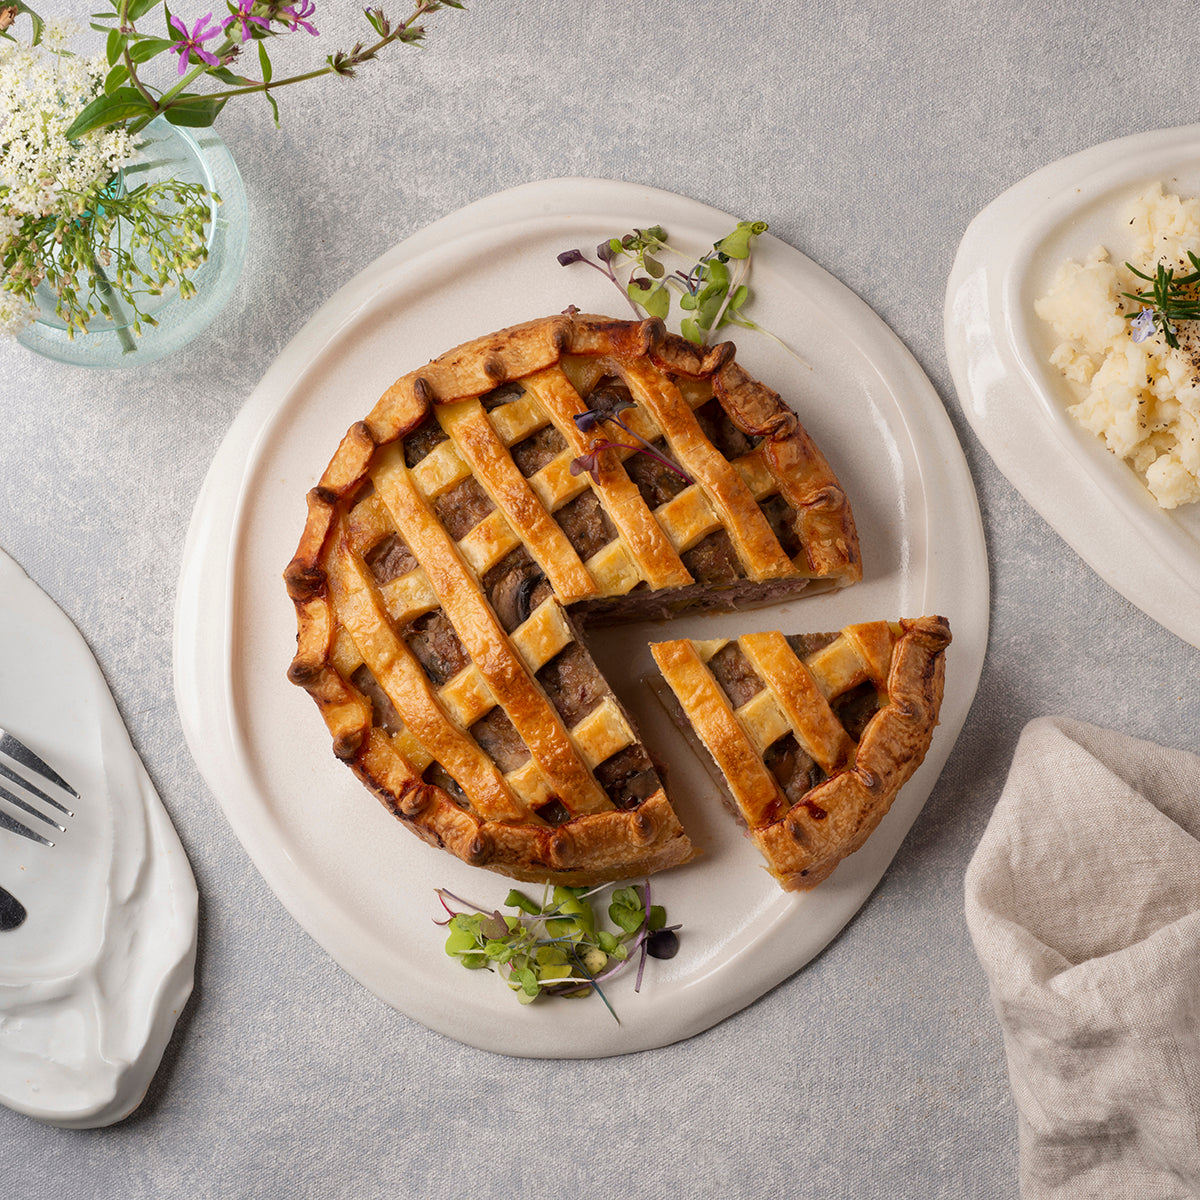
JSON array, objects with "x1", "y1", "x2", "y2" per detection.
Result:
[
  {"x1": 174, "y1": 178, "x2": 987, "y2": 1057},
  {"x1": 945, "y1": 124, "x2": 1200, "y2": 648}
]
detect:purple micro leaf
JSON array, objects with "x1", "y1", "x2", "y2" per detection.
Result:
[
  {"x1": 583, "y1": 387, "x2": 636, "y2": 424},
  {"x1": 573, "y1": 409, "x2": 603, "y2": 432},
  {"x1": 569, "y1": 450, "x2": 603, "y2": 485},
  {"x1": 557, "y1": 248, "x2": 585, "y2": 266}
]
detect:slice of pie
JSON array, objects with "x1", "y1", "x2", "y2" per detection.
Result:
[
  {"x1": 650, "y1": 617, "x2": 951, "y2": 890},
  {"x1": 285, "y1": 312, "x2": 861, "y2": 885}
]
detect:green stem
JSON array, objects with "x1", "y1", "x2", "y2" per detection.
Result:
[
  {"x1": 123, "y1": 2, "x2": 437, "y2": 131},
  {"x1": 89, "y1": 253, "x2": 137, "y2": 353}
]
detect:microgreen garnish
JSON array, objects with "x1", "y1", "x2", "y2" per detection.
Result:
[
  {"x1": 1121, "y1": 253, "x2": 1200, "y2": 348},
  {"x1": 568, "y1": 387, "x2": 694, "y2": 486},
  {"x1": 558, "y1": 220, "x2": 779, "y2": 348},
  {"x1": 436, "y1": 880, "x2": 679, "y2": 1019}
]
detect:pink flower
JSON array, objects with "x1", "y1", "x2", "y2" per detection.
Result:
[
  {"x1": 223, "y1": 0, "x2": 270, "y2": 42},
  {"x1": 280, "y1": 1, "x2": 319, "y2": 36},
  {"x1": 169, "y1": 12, "x2": 224, "y2": 75}
]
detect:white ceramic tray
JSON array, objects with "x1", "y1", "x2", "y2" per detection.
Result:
[
  {"x1": 174, "y1": 177, "x2": 988, "y2": 1057},
  {"x1": 945, "y1": 124, "x2": 1200, "y2": 648}
]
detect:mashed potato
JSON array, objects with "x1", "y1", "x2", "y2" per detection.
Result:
[{"x1": 1035, "y1": 182, "x2": 1200, "y2": 509}]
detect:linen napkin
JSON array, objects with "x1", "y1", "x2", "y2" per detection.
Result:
[{"x1": 964, "y1": 715, "x2": 1200, "y2": 1199}]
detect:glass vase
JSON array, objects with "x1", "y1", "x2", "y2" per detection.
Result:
[{"x1": 16, "y1": 116, "x2": 248, "y2": 369}]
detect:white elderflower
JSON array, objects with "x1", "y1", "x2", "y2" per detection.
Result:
[
  {"x1": 0, "y1": 289, "x2": 35, "y2": 336},
  {"x1": 0, "y1": 26, "x2": 137, "y2": 220}
]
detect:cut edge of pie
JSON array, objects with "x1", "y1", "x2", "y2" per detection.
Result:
[
  {"x1": 284, "y1": 312, "x2": 862, "y2": 886},
  {"x1": 650, "y1": 616, "x2": 951, "y2": 891}
]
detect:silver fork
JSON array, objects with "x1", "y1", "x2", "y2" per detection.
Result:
[{"x1": 0, "y1": 726, "x2": 77, "y2": 847}]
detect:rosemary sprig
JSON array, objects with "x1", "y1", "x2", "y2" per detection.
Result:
[{"x1": 1121, "y1": 251, "x2": 1200, "y2": 348}]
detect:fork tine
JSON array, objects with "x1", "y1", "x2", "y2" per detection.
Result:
[
  {"x1": 0, "y1": 729, "x2": 79, "y2": 799},
  {"x1": 0, "y1": 805, "x2": 55, "y2": 847},
  {"x1": 0, "y1": 728, "x2": 75, "y2": 847},
  {"x1": 0, "y1": 779, "x2": 67, "y2": 831},
  {"x1": 0, "y1": 759, "x2": 73, "y2": 817}
]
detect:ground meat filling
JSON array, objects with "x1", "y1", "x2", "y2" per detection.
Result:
[
  {"x1": 434, "y1": 476, "x2": 494, "y2": 540},
  {"x1": 479, "y1": 382, "x2": 523, "y2": 411},
  {"x1": 402, "y1": 417, "x2": 449, "y2": 467},
  {"x1": 423, "y1": 761, "x2": 468, "y2": 807},
  {"x1": 404, "y1": 609, "x2": 469, "y2": 685},
  {"x1": 553, "y1": 489, "x2": 617, "y2": 561},
  {"x1": 536, "y1": 641, "x2": 607, "y2": 727},
  {"x1": 695, "y1": 398, "x2": 758, "y2": 460},
  {"x1": 832, "y1": 681, "x2": 883, "y2": 743},
  {"x1": 364, "y1": 531, "x2": 418, "y2": 584},
  {"x1": 511, "y1": 423, "x2": 567, "y2": 476},
  {"x1": 593, "y1": 744, "x2": 661, "y2": 809},
  {"x1": 759, "y1": 492, "x2": 803, "y2": 560},
  {"x1": 351, "y1": 664, "x2": 403, "y2": 735},
  {"x1": 765, "y1": 732, "x2": 828, "y2": 816},
  {"x1": 707, "y1": 642, "x2": 764, "y2": 709},
  {"x1": 470, "y1": 707, "x2": 531, "y2": 773},
  {"x1": 482, "y1": 547, "x2": 553, "y2": 632},
  {"x1": 534, "y1": 798, "x2": 572, "y2": 826},
  {"x1": 682, "y1": 529, "x2": 743, "y2": 587},
  {"x1": 785, "y1": 631, "x2": 840, "y2": 660},
  {"x1": 624, "y1": 437, "x2": 690, "y2": 509}
]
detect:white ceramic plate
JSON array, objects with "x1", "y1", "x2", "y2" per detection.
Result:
[
  {"x1": 0, "y1": 550, "x2": 196, "y2": 1127},
  {"x1": 945, "y1": 124, "x2": 1200, "y2": 649},
  {"x1": 174, "y1": 178, "x2": 987, "y2": 1058}
]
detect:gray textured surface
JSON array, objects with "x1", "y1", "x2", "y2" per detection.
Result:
[{"x1": 2, "y1": 2, "x2": 1198, "y2": 1197}]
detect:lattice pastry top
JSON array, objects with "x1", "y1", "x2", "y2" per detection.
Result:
[
  {"x1": 285, "y1": 312, "x2": 861, "y2": 885},
  {"x1": 650, "y1": 617, "x2": 951, "y2": 890}
]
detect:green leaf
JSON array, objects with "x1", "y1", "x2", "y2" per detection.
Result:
[
  {"x1": 128, "y1": 35, "x2": 175, "y2": 63},
  {"x1": 642, "y1": 254, "x2": 665, "y2": 280},
  {"x1": 106, "y1": 25, "x2": 123, "y2": 65},
  {"x1": 258, "y1": 39, "x2": 273, "y2": 84},
  {"x1": 208, "y1": 66, "x2": 251, "y2": 86},
  {"x1": 263, "y1": 89, "x2": 280, "y2": 127},
  {"x1": 680, "y1": 317, "x2": 703, "y2": 345},
  {"x1": 10, "y1": 1, "x2": 45, "y2": 45},
  {"x1": 65, "y1": 88, "x2": 158, "y2": 139},
  {"x1": 103, "y1": 63, "x2": 130, "y2": 94},
  {"x1": 128, "y1": 0, "x2": 164, "y2": 18},
  {"x1": 163, "y1": 94, "x2": 228, "y2": 128}
]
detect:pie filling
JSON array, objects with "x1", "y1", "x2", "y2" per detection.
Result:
[{"x1": 286, "y1": 314, "x2": 864, "y2": 886}]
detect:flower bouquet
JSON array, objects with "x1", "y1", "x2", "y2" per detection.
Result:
[{"x1": 0, "y1": 1, "x2": 460, "y2": 358}]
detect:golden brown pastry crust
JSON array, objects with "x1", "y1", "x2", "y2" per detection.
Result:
[
  {"x1": 651, "y1": 617, "x2": 951, "y2": 890},
  {"x1": 285, "y1": 313, "x2": 862, "y2": 885}
]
